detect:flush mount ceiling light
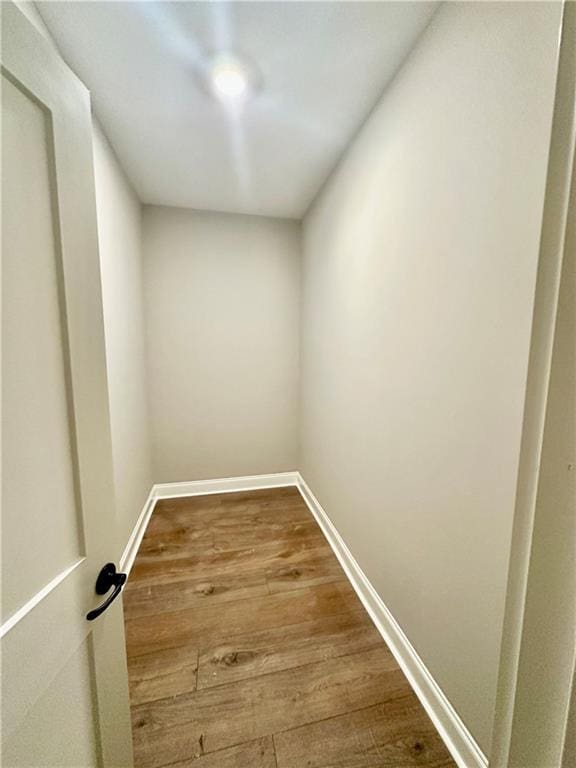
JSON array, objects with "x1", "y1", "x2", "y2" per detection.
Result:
[
  {"x1": 199, "y1": 52, "x2": 260, "y2": 105},
  {"x1": 212, "y1": 61, "x2": 248, "y2": 100}
]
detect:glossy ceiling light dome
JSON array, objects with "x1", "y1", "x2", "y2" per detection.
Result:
[{"x1": 200, "y1": 52, "x2": 260, "y2": 105}]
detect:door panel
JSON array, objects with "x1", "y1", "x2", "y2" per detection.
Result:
[
  {"x1": 1, "y1": 3, "x2": 133, "y2": 765},
  {"x1": 2, "y1": 70, "x2": 83, "y2": 622},
  {"x1": 1, "y1": 560, "x2": 89, "y2": 740},
  {"x1": 3, "y1": 639, "x2": 100, "y2": 767}
]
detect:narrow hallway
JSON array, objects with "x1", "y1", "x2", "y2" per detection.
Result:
[{"x1": 123, "y1": 487, "x2": 454, "y2": 767}]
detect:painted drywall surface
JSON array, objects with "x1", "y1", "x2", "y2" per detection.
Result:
[
  {"x1": 13, "y1": 1, "x2": 54, "y2": 43},
  {"x1": 300, "y1": 1, "x2": 561, "y2": 754},
  {"x1": 143, "y1": 206, "x2": 300, "y2": 482},
  {"x1": 92, "y1": 123, "x2": 153, "y2": 556}
]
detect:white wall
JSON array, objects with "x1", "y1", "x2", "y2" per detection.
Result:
[
  {"x1": 143, "y1": 206, "x2": 300, "y2": 482},
  {"x1": 92, "y1": 123, "x2": 152, "y2": 556},
  {"x1": 299, "y1": 1, "x2": 561, "y2": 755}
]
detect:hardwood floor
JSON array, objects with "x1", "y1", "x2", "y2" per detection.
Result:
[{"x1": 123, "y1": 487, "x2": 455, "y2": 768}]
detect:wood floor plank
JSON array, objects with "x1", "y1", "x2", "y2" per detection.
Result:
[
  {"x1": 265, "y1": 552, "x2": 344, "y2": 593},
  {"x1": 129, "y1": 534, "x2": 330, "y2": 588},
  {"x1": 153, "y1": 488, "x2": 306, "y2": 524},
  {"x1": 136, "y1": 528, "x2": 214, "y2": 560},
  {"x1": 138, "y1": 514, "x2": 321, "y2": 561},
  {"x1": 125, "y1": 580, "x2": 357, "y2": 657},
  {"x1": 131, "y1": 646, "x2": 409, "y2": 767},
  {"x1": 165, "y1": 737, "x2": 277, "y2": 768},
  {"x1": 143, "y1": 488, "x2": 308, "y2": 544},
  {"x1": 274, "y1": 697, "x2": 455, "y2": 767},
  {"x1": 197, "y1": 609, "x2": 381, "y2": 689},
  {"x1": 212, "y1": 519, "x2": 323, "y2": 554},
  {"x1": 127, "y1": 646, "x2": 198, "y2": 706},
  {"x1": 123, "y1": 572, "x2": 269, "y2": 619}
]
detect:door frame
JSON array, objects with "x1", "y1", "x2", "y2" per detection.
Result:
[{"x1": 490, "y1": 2, "x2": 576, "y2": 764}]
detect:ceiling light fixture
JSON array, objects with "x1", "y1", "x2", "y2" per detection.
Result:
[
  {"x1": 212, "y1": 61, "x2": 248, "y2": 100},
  {"x1": 200, "y1": 52, "x2": 260, "y2": 105}
]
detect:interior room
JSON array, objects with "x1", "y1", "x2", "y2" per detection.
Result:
[{"x1": 2, "y1": 1, "x2": 575, "y2": 767}]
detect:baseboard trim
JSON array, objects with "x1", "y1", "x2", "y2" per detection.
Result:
[
  {"x1": 119, "y1": 487, "x2": 157, "y2": 577},
  {"x1": 295, "y1": 473, "x2": 488, "y2": 768},
  {"x1": 153, "y1": 471, "x2": 299, "y2": 499},
  {"x1": 120, "y1": 470, "x2": 487, "y2": 768}
]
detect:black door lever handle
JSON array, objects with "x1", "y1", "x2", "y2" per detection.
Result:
[{"x1": 86, "y1": 563, "x2": 127, "y2": 621}]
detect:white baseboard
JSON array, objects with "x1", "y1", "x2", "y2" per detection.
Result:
[
  {"x1": 296, "y1": 473, "x2": 488, "y2": 768},
  {"x1": 120, "y1": 470, "x2": 487, "y2": 768},
  {"x1": 153, "y1": 471, "x2": 299, "y2": 499},
  {"x1": 119, "y1": 487, "x2": 157, "y2": 577}
]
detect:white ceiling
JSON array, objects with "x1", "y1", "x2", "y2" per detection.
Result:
[{"x1": 39, "y1": 2, "x2": 437, "y2": 219}]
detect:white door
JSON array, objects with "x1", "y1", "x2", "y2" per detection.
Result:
[{"x1": 1, "y1": 3, "x2": 133, "y2": 766}]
